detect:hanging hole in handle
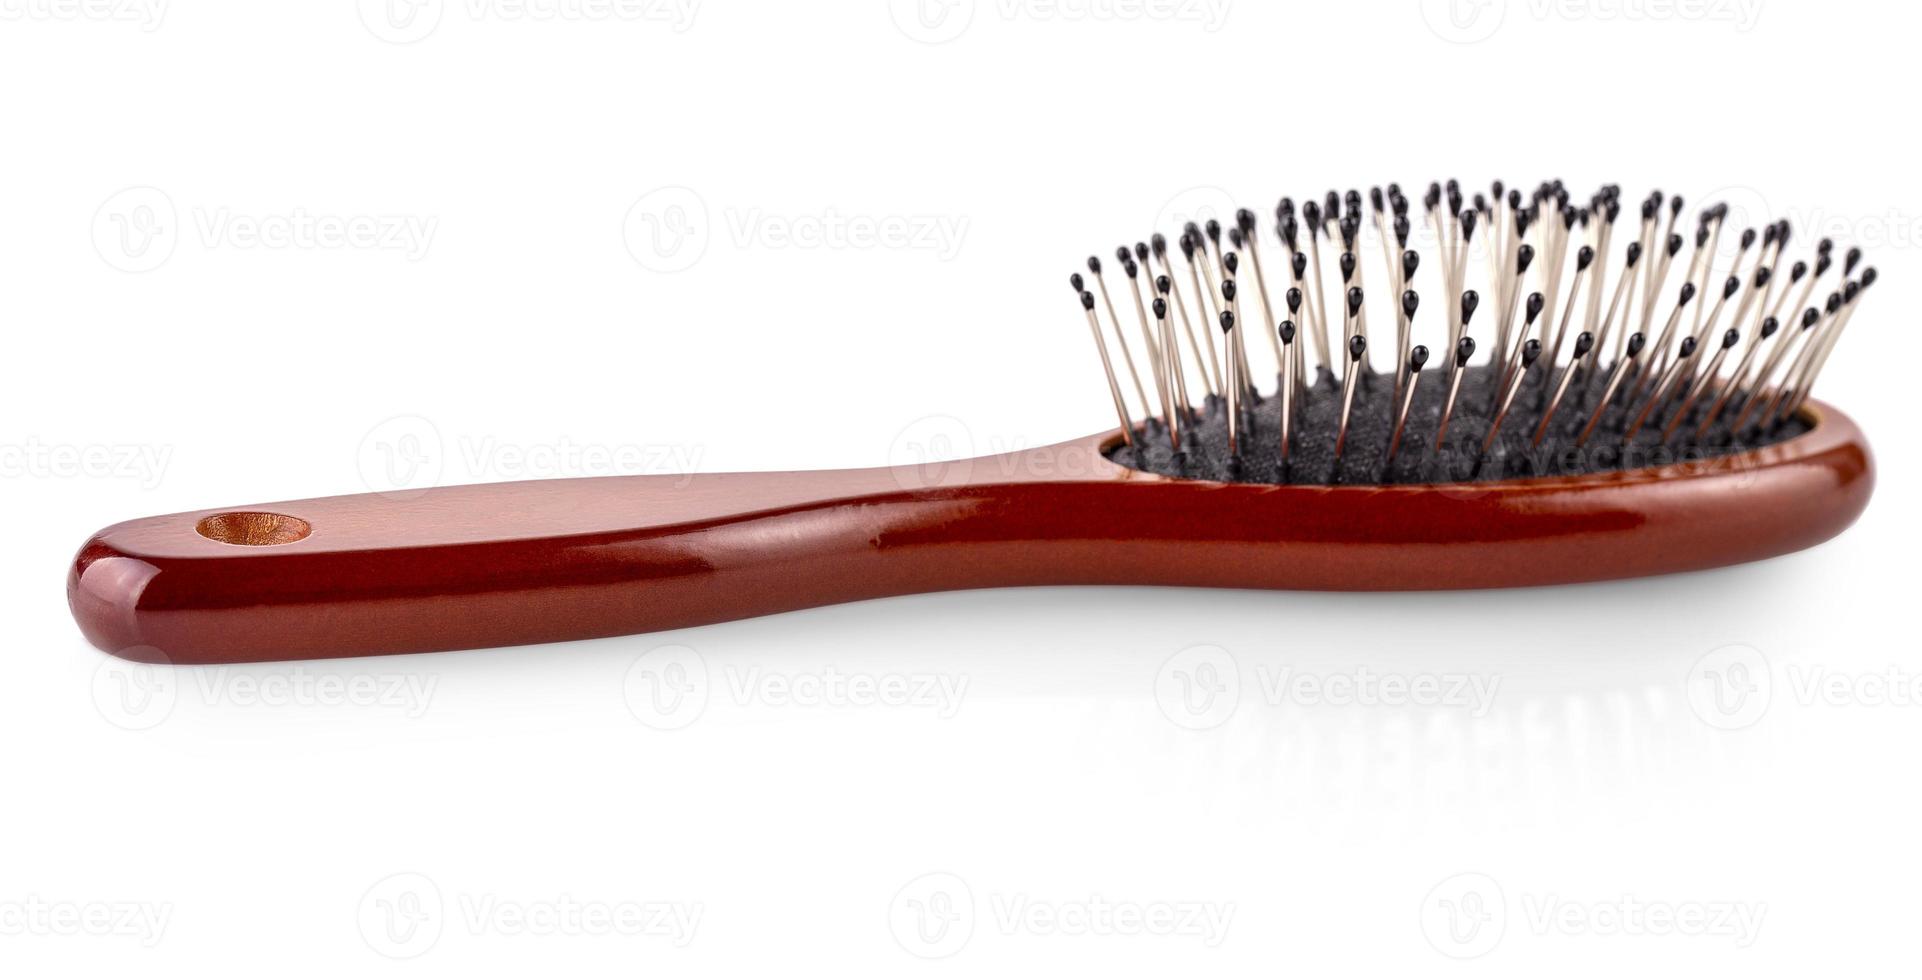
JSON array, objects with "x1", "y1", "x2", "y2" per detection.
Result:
[{"x1": 195, "y1": 512, "x2": 313, "y2": 546}]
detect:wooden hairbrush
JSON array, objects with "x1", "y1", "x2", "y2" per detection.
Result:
[{"x1": 70, "y1": 181, "x2": 1874, "y2": 664}]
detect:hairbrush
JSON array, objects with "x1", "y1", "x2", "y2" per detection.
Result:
[{"x1": 71, "y1": 180, "x2": 1873, "y2": 665}]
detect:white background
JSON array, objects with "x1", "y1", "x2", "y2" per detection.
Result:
[{"x1": 2, "y1": 0, "x2": 1915, "y2": 975}]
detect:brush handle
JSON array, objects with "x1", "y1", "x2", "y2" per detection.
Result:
[
  {"x1": 70, "y1": 409, "x2": 1871, "y2": 665},
  {"x1": 70, "y1": 439, "x2": 1127, "y2": 663}
]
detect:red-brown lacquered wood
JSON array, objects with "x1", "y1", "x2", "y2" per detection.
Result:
[{"x1": 70, "y1": 400, "x2": 1873, "y2": 664}]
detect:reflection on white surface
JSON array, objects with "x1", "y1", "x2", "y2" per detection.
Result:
[{"x1": 31, "y1": 493, "x2": 1902, "y2": 977}]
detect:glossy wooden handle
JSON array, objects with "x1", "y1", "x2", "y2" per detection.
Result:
[
  {"x1": 68, "y1": 459, "x2": 1045, "y2": 663},
  {"x1": 70, "y1": 402, "x2": 1872, "y2": 664}
]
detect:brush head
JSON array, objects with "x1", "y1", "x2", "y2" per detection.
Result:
[{"x1": 1072, "y1": 180, "x2": 1860, "y2": 486}]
